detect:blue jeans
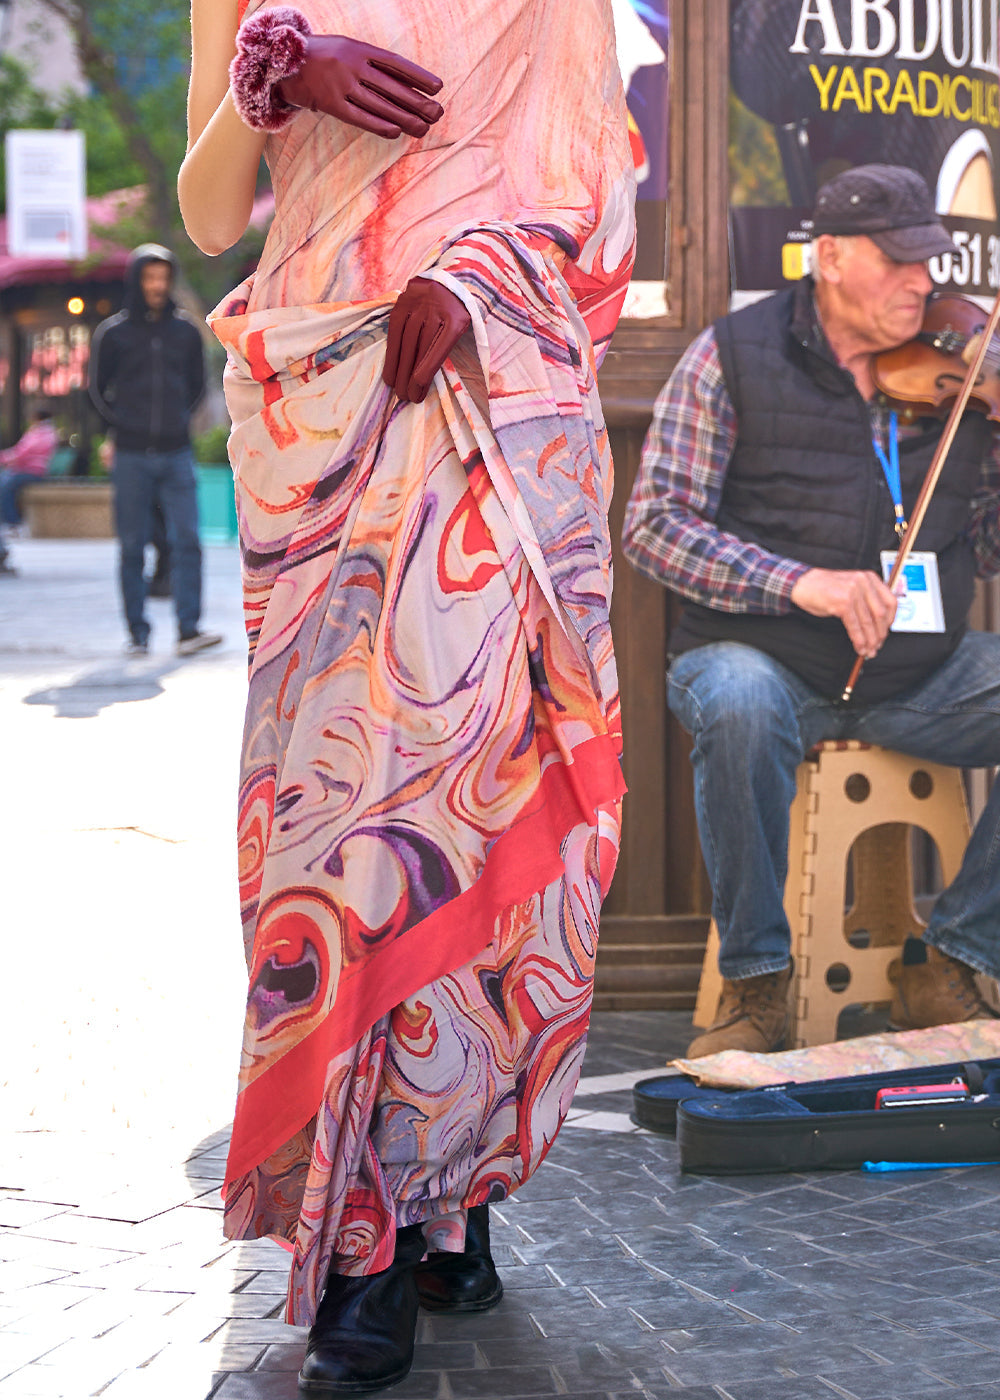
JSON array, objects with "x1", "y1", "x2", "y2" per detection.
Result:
[
  {"x1": 0, "y1": 470, "x2": 42, "y2": 526},
  {"x1": 114, "y1": 449, "x2": 202, "y2": 643},
  {"x1": 667, "y1": 634, "x2": 1000, "y2": 982}
]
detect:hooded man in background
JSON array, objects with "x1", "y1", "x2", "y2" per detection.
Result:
[{"x1": 89, "y1": 243, "x2": 222, "y2": 656}]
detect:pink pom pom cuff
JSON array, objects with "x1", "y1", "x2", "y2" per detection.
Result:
[{"x1": 230, "y1": 6, "x2": 313, "y2": 133}]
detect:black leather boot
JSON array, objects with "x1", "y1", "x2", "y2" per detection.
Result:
[
  {"x1": 298, "y1": 1224, "x2": 426, "y2": 1395},
  {"x1": 414, "y1": 1204, "x2": 503, "y2": 1313}
]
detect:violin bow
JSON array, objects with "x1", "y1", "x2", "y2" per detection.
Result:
[{"x1": 841, "y1": 284, "x2": 1000, "y2": 703}]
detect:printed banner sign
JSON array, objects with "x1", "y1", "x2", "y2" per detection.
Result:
[
  {"x1": 614, "y1": 0, "x2": 671, "y2": 311},
  {"x1": 730, "y1": 0, "x2": 1000, "y2": 296},
  {"x1": 6, "y1": 129, "x2": 87, "y2": 261}
]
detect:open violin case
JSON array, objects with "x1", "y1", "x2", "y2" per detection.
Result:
[{"x1": 633, "y1": 1058, "x2": 1000, "y2": 1174}]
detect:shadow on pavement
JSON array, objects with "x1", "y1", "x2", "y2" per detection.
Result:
[{"x1": 22, "y1": 659, "x2": 183, "y2": 718}]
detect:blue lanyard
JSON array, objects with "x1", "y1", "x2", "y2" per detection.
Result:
[{"x1": 872, "y1": 410, "x2": 907, "y2": 540}]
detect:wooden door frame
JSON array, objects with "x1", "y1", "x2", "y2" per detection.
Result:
[{"x1": 595, "y1": 0, "x2": 731, "y2": 1003}]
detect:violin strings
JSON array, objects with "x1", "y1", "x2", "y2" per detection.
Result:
[{"x1": 924, "y1": 331, "x2": 1000, "y2": 371}]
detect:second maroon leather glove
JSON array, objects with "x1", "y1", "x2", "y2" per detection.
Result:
[
  {"x1": 276, "y1": 35, "x2": 443, "y2": 138},
  {"x1": 383, "y1": 277, "x2": 472, "y2": 404}
]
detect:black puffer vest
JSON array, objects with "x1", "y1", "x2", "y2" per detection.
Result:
[{"x1": 671, "y1": 279, "x2": 990, "y2": 704}]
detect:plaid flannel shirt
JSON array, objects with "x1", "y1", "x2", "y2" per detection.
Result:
[{"x1": 622, "y1": 324, "x2": 1000, "y2": 612}]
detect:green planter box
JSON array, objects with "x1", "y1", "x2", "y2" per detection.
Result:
[{"x1": 196, "y1": 463, "x2": 238, "y2": 544}]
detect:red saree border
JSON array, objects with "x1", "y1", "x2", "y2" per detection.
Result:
[{"x1": 224, "y1": 731, "x2": 625, "y2": 1188}]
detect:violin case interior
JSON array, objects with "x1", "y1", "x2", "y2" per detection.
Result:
[{"x1": 632, "y1": 1058, "x2": 1000, "y2": 1174}]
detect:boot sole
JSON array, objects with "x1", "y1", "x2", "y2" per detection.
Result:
[
  {"x1": 416, "y1": 1279, "x2": 504, "y2": 1313},
  {"x1": 297, "y1": 1360, "x2": 412, "y2": 1395}
]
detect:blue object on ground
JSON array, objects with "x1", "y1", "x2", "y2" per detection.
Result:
[{"x1": 863, "y1": 1159, "x2": 1000, "y2": 1172}]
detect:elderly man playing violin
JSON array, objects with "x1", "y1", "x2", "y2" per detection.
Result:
[{"x1": 623, "y1": 163, "x2": 1000, "y2": 1058}]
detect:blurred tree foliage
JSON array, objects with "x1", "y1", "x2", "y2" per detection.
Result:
[
  {"x1": 0, "y1": 55, "x2": 147, "y2": 212},
  {"x1": 0, "y1": 53, "x2": 61, "y2": 141},
  {"x1": 10, "y1": 1, "x2": 267, "y2": 312},
  {"x1": 0, "y1": 55, "x2": 63, "y2": 203},
  {"x1": 729, "y1": 91, "x2": 787, "y2": 207}
]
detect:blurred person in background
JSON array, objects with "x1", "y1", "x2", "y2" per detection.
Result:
[
  {"x1": 89, "y1": 244, "x2": 222, "y2": 657},
  {"x1": 0, "y1": 407, "x2": 60, "y2": 576}
]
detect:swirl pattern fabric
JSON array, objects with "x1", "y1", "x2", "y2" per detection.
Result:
[{"x1": 212, "y1": 0, "x2": 635, "y2": 1326}]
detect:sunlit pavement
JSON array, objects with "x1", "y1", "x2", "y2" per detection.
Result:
[{"x1": 2, "y1": 539, "x2": 1000, "y2": 1400}]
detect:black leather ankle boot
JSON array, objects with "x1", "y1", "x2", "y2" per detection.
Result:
[
  {"x1": 413, "y1": 1204, "x2": 503, "y2": 1313},
  {"x1": 298, "y1": 1224, "x2": 426, "y2": 1395}
]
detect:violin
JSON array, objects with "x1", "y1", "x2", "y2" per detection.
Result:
[
  {"x1": 873, "y1": 293, "x2": 1000, "y2": 422},
  {"x1": 842, "y1": 284, "x2": 1000, "y2": 702}
]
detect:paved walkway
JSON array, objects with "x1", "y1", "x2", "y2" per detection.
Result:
[{"x1": 3, "y1": 541, "x2": 1000, "y2": 1400}]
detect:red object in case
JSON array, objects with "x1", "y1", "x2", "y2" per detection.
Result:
[
  {"x1": 875, "y1": 1081, "x2": 969, "y2": 1109},
  {"x1": 654, "y1": 1058, "x2": 1000, "y2": 1173}
]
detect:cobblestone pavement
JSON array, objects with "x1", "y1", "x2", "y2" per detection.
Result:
[{"x1": 3, "y1": 542, "x2": 1000, "y2": 1399}]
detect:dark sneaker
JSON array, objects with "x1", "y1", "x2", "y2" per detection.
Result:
[
  {"x1": 177, "y1": 630, "x2": 223, "y2": 657},
  {"x1": 889, "y1": 940, "x2": 1000, "y2": 1030},
  {"x1": 686, "y1": 962, "x2": 793, "y2": 1058}
]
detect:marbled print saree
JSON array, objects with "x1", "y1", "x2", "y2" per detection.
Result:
[{"x1": 210, "y1": 0, "x2": 635, "y2": 1325}]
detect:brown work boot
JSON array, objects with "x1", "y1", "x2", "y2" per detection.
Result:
[
  {"x1": 686, "y1": 963, "x2": 793, "y2": 1058},
  {"x1": 889, "y1": 939, "x2": 1000, "y2": 1031}
]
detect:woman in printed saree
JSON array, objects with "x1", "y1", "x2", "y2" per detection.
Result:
[{"x1": 180, "y1": 0, "x2": 635, "y2": 1391}]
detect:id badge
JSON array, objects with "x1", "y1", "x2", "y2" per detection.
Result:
[{"x1": 880, "y1": 550, "x2": 945, "y2": 633}]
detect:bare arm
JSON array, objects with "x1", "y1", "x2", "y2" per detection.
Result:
[{"x1": 178, "y1": 0, "x2": 266, "y2": 256}]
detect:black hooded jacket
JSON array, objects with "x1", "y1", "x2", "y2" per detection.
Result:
[{"x1": 89, "y1": 244, "x2": 205, "y2": 453}]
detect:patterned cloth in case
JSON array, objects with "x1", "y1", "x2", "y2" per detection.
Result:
[
  {"x1": 210, "y1": 0, "x2": 636, "y2": 1324},
  {"x1": 670, "y1": 1021, "x2": 1000, "y2": 1089}
]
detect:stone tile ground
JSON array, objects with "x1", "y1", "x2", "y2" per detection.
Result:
[
  {"x1": 3, "y1": 542, "x2": 1000, "y2": 1398},
  {"x1": 4, "y1": 1012, "x2": 1000, "y2": 1398}
]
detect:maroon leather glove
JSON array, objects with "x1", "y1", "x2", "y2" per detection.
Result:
[
  {"x1": 276, "y1": 36, "x2": 443, "y2": 139},
  {"x1": 383, "y1": 277, "x2": 472, "y2": 404}
]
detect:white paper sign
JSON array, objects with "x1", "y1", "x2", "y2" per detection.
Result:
[{"x1": 5, "y1": 129, "x2": 87, "y2": 260}]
